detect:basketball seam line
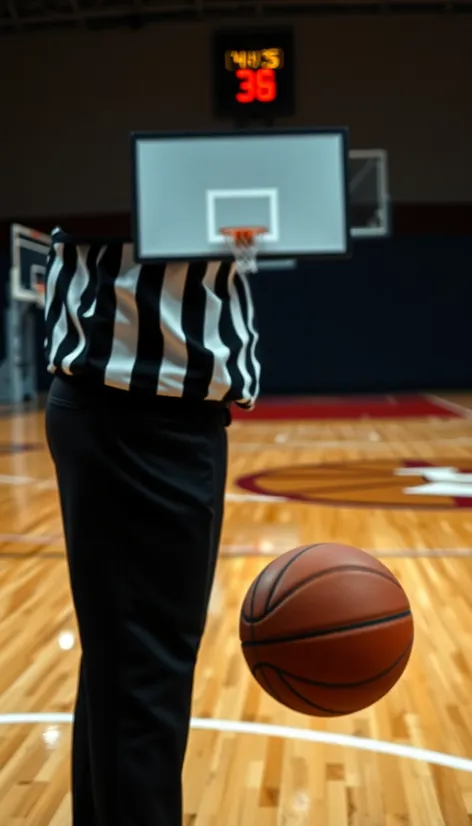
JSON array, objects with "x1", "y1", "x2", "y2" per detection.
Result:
[
  {"x1": 255, "y1": 666, "x2": 285, "y2": 706},
  {"x1": 260, "y1": 646, "x2": 411, "y2": 716},
  {"x1": 262, "y1": 544, "x2": 322, "y2": 615},
  {"x1": 242, "y1": 564, "x2": 404, "y2": 625},
  {"x1": 241, "y1": 609, "x2": 412, "y2": 646},
  {"x1": 251, "y1": 640, "x2": 413, "y2": 691}
]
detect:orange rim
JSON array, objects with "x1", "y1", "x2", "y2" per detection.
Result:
[{"x1": 220, "y1": 226, "x2": 268, "y2": 244}]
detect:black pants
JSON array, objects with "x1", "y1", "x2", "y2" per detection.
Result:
[{"x1": 46, "y1": 375, "x2": 229, "y2": 826}]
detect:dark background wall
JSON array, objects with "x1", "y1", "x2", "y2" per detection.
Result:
[
  {"x1": 0, "y1": 13, "x2": 471, "y2": 219},
  {"x1": 253, "y1": 238, "x2": 471, "y2": 394},
  {"x1": 0, "y1": 12, "x2": 471, "y2": 395}
]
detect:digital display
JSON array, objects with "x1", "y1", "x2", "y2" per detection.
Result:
[
  {"x1": 224, "y1": 48, "x2": 284, "y2": 71},
  {"x1": 213, "y1": 29, "x2": 295, "y2": 119}
]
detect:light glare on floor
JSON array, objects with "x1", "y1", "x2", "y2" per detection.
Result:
[
  {"x1": 58, "y1": 631, "x2": 75, "y2": 650},
  {"x1": 259, "y1": 539, "x2": 275, "y2": 552},
  {"x1": 42, "y1": 726, "x2": 61, "y2": 748}
]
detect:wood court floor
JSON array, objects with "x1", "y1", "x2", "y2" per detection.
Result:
[{"x1": 1, "y1": 394, "x2": 472, "y2": 825}]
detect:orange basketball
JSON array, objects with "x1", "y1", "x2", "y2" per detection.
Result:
[{"x1": 239, "y1": 543, "x2": 414, "y2": 717}]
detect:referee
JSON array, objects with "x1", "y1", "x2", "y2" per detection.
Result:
[{"x1": 44, "y1": 226, "x2": 260, "y2": 826}]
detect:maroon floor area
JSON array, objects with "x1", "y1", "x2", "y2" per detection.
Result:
[{"x1": 232, "y1": 395, "x2": 459, "y2": 421}]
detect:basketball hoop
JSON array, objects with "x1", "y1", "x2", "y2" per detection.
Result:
[{"x1": 219, "y1": 226, "x2": 267, "y2": 276}]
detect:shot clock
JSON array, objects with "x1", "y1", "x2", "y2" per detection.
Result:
[{"x1": 213, "y1": 28, "x2": 295, "y2": 119}]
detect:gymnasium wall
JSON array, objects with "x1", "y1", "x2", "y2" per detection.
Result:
[
  {"x1": 1, "y1": 13, "x2": 471, "y2": 396},
  {"x1": 0, "y1": 13, "x2": 471, "y2": 221},
  {"x1": 252, "y1": 238, "x2": 472, "y2": 395}
]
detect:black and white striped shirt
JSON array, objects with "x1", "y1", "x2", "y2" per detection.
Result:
[{"x1": 44, "y1": 228, "x2": 261, "y2": 409}]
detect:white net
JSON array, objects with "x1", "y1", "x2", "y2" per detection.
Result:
[{"x1": 220, "y1": 227, "x2": 266, "y2": 276}]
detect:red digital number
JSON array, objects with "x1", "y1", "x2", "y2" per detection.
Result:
[
  {"x1": 235, "y1": 68, "x2": 255, "y2": 103},
  {"x1": 257, "y1": 68, "x2": 277, "y2": 102},
  {"x1": 235, "y1": 68, "x2": 277, "y2": 104}
]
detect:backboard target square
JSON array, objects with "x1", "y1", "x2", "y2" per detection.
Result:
[{"x1": 206, "y1": 188, "x2": 279, "y2": 244}]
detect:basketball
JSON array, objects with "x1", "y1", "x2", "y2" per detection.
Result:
[{"x1": 239, "y1": 543, "x2": 414, "y2": 717}]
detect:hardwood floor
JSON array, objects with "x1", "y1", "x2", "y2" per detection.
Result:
[{"x1": 1, "y1": 397, "x2": 472, "y2": 825}]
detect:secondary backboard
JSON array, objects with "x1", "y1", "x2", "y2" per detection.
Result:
[
  {"x1": 131, "y1": 128, "x2": 350, "y2": 264},
  {"x1": 10, "y1": 224, "x2": 50, "y2": 307},
  {"x1": 349, "y1": 150, "x2": 390, "y2": 238}
]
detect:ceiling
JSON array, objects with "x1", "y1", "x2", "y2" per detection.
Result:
[{"x1": 1, "y1": 0, "x2": 470, "y2": 34}]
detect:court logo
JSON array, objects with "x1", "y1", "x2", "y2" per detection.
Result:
[{"x1": 237, "y1": 459, "x2": 472, "y2": 509}]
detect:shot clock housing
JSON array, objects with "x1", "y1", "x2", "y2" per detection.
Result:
[{"x1": 213, "y1": 28, "x2": 295, "y2": 119}]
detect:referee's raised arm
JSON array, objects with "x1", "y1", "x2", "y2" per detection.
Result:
[{"x1": 44, "y1": 227, "x2": 260, "y2": 826}]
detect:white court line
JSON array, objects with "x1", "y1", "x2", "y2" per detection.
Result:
[
  {"x1": 0, "y1": 474, "x2": 38, "y2": 485},
  {"x1": 1, "y1": 534, "x2": 471, "y2": 559},
  {"x1": 220, "y1": 546, "x2": 472, "y2": 558},
  {"x1": 0, "y1": 474, "x2": 56, "y2": 488},
  {"x1": 426, "y1": 394, "x2": 472, "y2": 419},
  {"x1": 0, "y1": 477, "x2": 282, "y2": 500},
  {"x1": 0, "y1": 713, "x2": 471, "y2": 773},
  {"x1": 0, "y1": 533, "x2": 62, "y2": 544},
  {"x1": 232, "y1": 437, "x2": 472, "y2": 450}
]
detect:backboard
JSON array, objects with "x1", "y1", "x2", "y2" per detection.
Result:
[
  {"x1": 349, "y1": 149, "x2": 390, "y2": 238},
  {"x1": 131, "y1": 128, "x2": 351, "y2": 265},
  {"x1": 10, "y1": 224, "x2": 50, "y2": 307}
]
